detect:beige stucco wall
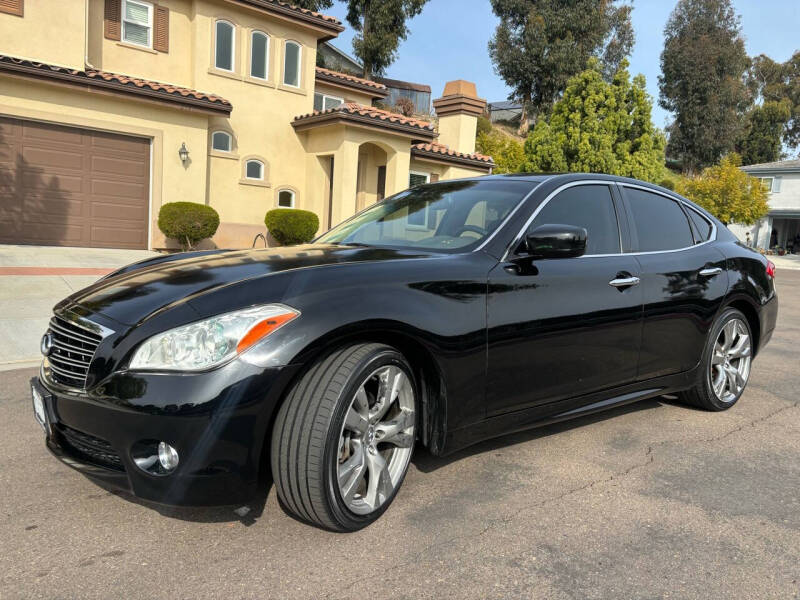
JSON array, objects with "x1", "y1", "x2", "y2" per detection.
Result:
[
  {"x1": 0, "y1": 0, "x2": 86, "y2": 69},
  {"x1": 0, "y1": 75, "x2": 210, "y2": 249},
  {"x1": 410, "y1": 158, "x2": 488, "y2": 182},
  {"x1": 437, "y1": 113, "x2": 478, "y2": 155}
]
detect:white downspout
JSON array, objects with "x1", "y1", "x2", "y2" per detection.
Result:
[{"x1": 84, "y1": 0, "x2": 97, "y2": 70}]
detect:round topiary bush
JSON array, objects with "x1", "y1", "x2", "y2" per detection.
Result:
[
  {"x1": 265, "y1": 208, "x2": 319, "y2": 246},
  {"x1": 158, "y1": 202, "x2": 220, "y2": 249}
]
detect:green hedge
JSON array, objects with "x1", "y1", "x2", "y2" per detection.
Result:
[
  {"x1": 158, "y1": 202, "x2": 220, "y2": 249},
  {"x1": 265, "y1": 208, "x2": 319, "y2": 245}
]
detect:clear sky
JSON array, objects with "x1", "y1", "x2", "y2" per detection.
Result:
[{"x1": 322, "y1": 0, "x2": 800, "y2": 129}]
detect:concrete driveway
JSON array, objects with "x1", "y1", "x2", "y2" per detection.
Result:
[
  {"x1": 0, "y1": 273, "x2": 798, "y2": 599},
  {"x1": 0, "y1": 245, "x2": 155, "y2": 368}
]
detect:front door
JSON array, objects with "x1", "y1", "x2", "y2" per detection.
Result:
[
  {"x1": 486, "y1": 183, "x2": 643, "y2": 416},
  {"x1": 619, "y1": 185, "x2": 729, "y2": 379}
]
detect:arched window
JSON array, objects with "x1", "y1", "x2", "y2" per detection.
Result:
[
  {"x1": 250, "y1": 31, "x2": 269, "y2": 80},
  {"x1": 277, "y1": 189, "x2": 295, "y2": 208},
  {"x1": 211, "y1": 131, "x2": 232, "y2": 152},
  {"x1": 215, "y1": 20, "x2": 235, "y2": 71},
  {"x1": 245, "y1": 159, "x2": 264, "y2": 180},
  {"x1": 283, "y1": 40, "x2": 301, "y2": 87}
]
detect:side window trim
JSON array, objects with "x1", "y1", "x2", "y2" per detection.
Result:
[
  {"x1": 503, "y1": 180, "x2": 624, "y2": 260},
  {"x1": 617, "y1": 182, "x2": 717, "y2": 254}
]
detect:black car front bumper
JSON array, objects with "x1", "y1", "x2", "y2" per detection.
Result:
[{"x1": 34, "y1": 358, "x2": 301, "y2": 506}]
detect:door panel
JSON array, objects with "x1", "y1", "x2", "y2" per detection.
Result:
[
  {"x1": 487, "y1": 256, "x2": 643, "y2": 415},
  {"x1": 634, "y1": 245, "x2": 728, "y2": 379}
]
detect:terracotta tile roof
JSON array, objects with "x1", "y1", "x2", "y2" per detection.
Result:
[
  {"x1": 232, "y1": 0, "x2": 343, "y2": 34},
  {"x1": 315, "y1": 67, "x2": 388, "y2": 96},
  {"x1": 412, "y1": 142, "x2": 495, "y2": 168},
  {"x1": 292, "y1": 102, "x2": 436, "y2": 138},
  {"x1": 0, "y1": 54, "x2": 232, "y2": 114}
]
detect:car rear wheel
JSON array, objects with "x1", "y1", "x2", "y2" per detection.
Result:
[
  {"x1": 271, "y1": 343, "x2": 416, "y2": 531},
  {"x1": 679, "y1": 308, "x2": 753, "y2": 411}
]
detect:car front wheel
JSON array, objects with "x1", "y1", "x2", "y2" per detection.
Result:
[
  {"x1": 271, "y1": 343, "x2": 417, "y2": 531},
  {"x1": 679, "y1": 307, "x2": 753, "y2": 411}
]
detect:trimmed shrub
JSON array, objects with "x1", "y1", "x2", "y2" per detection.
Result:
[
  {"x1": 158, "y1": 202, "x2": 219, "y2": 249},
  {"x1": 265, "y1": 208, "x2": 319, "y2": 245}
]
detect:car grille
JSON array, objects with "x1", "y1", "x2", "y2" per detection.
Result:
[
  {"x1": 46, "y1": 316, "x2": 102, "y2": 389},
  {"x1": 57, "y1": 424, "x2": 124, "y2": 471}
]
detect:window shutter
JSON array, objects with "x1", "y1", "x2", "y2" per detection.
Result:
[
  {"x1": 153, "y1": 5, "x2": 169, "y2": 53},
  {"x1": 0, "y1": 0, "x2": 24, "y2": 17},
  {"x1": 773, "y1": 176, "x2": 782, "y2": 193},
  {"x1": 104, "y1": 0, "x2": 121, "y2": 41}
]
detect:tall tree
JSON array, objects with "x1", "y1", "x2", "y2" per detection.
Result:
[
  {"x1": 488, "y1": 0, "x2": 634, "y2": 133},
  {"x1": 659, "y1": 0, "x2": 750, "y2": 173},
  {"x1": 524, "y1": 60, "x2": 666, "y2": 182},
  {"x1": 749, "y1": 52, "x2": 800, "y2": 151},
  {"x1": 344, "y1": 0, "x2": 427, "y2": 80},
  {"x1": 737, "y1": 101, "x2": 792, "y2": 165}
]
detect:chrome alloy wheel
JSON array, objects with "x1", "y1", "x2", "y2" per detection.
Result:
[
  {"x1": 336, "y1": 365, "x2": 415, "y2": 515},
  {"x1": 710, "y1": 318, "x2": 752, "y2": 403}
]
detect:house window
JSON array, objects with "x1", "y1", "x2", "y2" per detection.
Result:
[
  {"x1": 759, "y1": 177, "x2": 774, "y2": 193},
  {"x1": 211, "y1": 131, "x2": 232, "y2": 152},
  {"x1": 759, "y1": 176, "x2": 781, "y2": 193},
  {"x1": 122, "y1": 0, "x2": 153, "y2": 47},
  {"x1": 278, "y1": 189, "x2": 296, "y2": 208},
  {"x1": 283, "y1": 41, "x2": 301, "y2": 87},
  {"x1": 250, "y1": 31, "x2": 269, "y2": 80},
  {"x1": 409, "y1": 171, "x2": 430, "y2": 188},
  {"x1": 215, "y1": 20, "x2": 235, "y2": 71},
  {"x1": 313, "y1": 93, "x2": 344, "y2": 111},
  {"x1": 245, "y1": 160, "x2": 264, "y2": 180}
]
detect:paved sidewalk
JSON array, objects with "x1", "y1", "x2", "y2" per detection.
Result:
[
  {"x1": 0, "y1": 245, "x2": 156, "y2": 367},
  {"x1": 770, "y1": 253, "x2": 800, "y2": 270}
]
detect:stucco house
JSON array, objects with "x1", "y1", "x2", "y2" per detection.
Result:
[
  {"x1": 0, "y1": 0, "x2": 493, "y2": 250},
  {"x1": 732, "y1": 159, "x2": 800, "y2": 252}
]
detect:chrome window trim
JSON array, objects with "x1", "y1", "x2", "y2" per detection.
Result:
[
  {"x1": 500, "y1": 180, "x2": 623, "y2": 261},
  {"x1": 501, "y1": 179, "x2": 718, "y2": 261}
]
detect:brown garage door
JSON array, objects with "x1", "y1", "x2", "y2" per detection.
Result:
[{"x1": 0, "y1": 116, "x2": 150, "y2": 249}]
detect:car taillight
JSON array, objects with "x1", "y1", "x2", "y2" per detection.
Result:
[{"x1": 766, "y1": 260, "x2": 775, "y2": 278}]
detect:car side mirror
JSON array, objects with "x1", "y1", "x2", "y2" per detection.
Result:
[{"x1": 525, "y1": 224, "x2": 587, "y2": 259}]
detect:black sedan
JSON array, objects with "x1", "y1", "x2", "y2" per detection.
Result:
[{"x1": 32, "y1": 174, "x2": 778, "y2": 531}]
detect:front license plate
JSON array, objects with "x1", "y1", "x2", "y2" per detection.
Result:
[{"x1": 32, "y1": 383, "x2": 47, "y2": 432}]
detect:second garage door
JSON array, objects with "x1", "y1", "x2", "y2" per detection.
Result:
[{"x1": 0, "y1": 116, "x2": 150, "y2": 249}]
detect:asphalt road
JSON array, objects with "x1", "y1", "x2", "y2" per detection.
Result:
[{"x1": 1, "y1": 272, "x2": 799, "y2": 600}]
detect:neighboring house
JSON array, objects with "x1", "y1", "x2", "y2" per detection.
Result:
[
  {"x1": 732, "y1": 159, "x2": 800, "y2": 252},
  {"x1": 0, "y1": 0, "x2": 493, "y2": 250},
  {"x1": 487, "y1": 100, "x2": 522, "y2": 123},
  {"x1": 317, "y1": 40, "x2": 360, "y2": 75}
]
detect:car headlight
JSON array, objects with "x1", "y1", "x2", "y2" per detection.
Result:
[{"x1": 129, "y1": 304, "x2": 299, "y2": 371}]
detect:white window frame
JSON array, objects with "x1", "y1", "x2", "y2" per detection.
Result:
[
  {"x1": 314, "y1": 92, "x2": 344, "y2": 111},
  {"x1": 759, "y1": 177, "x2": 777, "y2": 193},
  {"x1": 277, "y1": 189, "x2": 296, "y2": 208},
  {"x1": 211, "y1": 131, "x2": 232, "y2": 153},
  {"x1": 406, "y1": 171, "x2": 432, "y2": 230},
  {"x1": 245, "y1": 159, "x2": 264, "y2": 180},
  {"x1": 215, "y1": 20, "x2": 235, "y2": 72},
  {"x1": 409, "y1": 170, "x2": 430, "y2": 187},
  {"x1": 283, "y1": 40, "x2": 302, "y2": 87},
  {"x1": 122, "y1": 0, "x2": 153, "y2": 48},
  {"x1": 250, "y1": 30, "x2": 270, "y2": 80}
]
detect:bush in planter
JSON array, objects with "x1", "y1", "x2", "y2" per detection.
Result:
[
  {"x1": 265, "y1": 208, "x2": 319, "y2": 245},
  {"x1": 158, "y1": 202, "x2": 220, "y2": 250}
]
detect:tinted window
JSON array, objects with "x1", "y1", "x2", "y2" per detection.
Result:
[
  {"x1": 686, "y1": 207, "x2": 713, "y2": 242},
  {"x1": 625, "y1": 188, "x2": 693, "y2": 252},
  {"x1": 531, "y1": 185, "x2": 620, "y2": 255},
  {"x1": 215, "y1": 21, "x2": 234, "y2": 71},
  {"x1": 251, "y1": 32, "x2": 269, "y2": 80}
]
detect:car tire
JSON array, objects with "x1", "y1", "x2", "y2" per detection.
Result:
[
  {"x1": 679, "y1": 308, "x2": 753, "y2": 411},
  {"x1": 270, "y1": 343, "x2": 417, "y2": 531}
]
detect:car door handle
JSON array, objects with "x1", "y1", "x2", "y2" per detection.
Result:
[
  {"x1": 699, "y1": 267, "x2": 722, "y2": 277},
  {"x1": 608, "y1": 276, "x2": 640, "y2": 288}
]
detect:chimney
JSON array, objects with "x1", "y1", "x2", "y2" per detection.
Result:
[{"x1": 432, "y1": 80, "x2": 486, "y2": 155}]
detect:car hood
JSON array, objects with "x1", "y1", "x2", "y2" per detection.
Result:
[{"x1": 64, "y1": 244, "x2": 434, "y2": 326}]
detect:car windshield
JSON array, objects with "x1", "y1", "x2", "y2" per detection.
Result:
[{"x1": 317, "y1": 179, "x2": 534, "y2": 253}]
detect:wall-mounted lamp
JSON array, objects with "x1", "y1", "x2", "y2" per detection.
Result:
[{"x1": 178, "y1": 142, "x2": 189, "y2": 164}]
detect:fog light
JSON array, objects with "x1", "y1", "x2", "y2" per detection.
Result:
[{"x1": 158, "y1": 442, "x2": 179, "y2": 471}]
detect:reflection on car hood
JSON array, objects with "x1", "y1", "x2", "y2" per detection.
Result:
[{"x1": 65, "y1": 244, "x2": 433, "y2": 325}]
